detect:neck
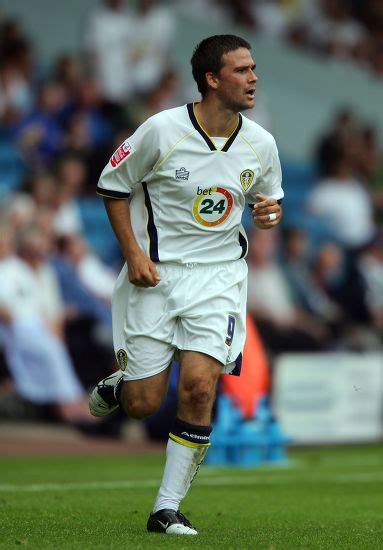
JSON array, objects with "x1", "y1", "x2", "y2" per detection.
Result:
[{"x1": 194, "y1": 98, "x2": 239, "y2": 137}]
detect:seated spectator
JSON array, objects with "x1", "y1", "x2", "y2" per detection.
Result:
[
  {"x1": 55, "y1": 233, "x2": 117, "y2": 303},
  {"x1": 0, "y1": 224, "x2": 95, "y2": 425},
  {"x1": 311, "y1": 240, "x2": 370, "y2": 347},
  {"x1": 281, "y1": 227, "x2": 340, "y2": 326},
  {"x1": 51, "y1": 235, "x2": 114, "y2": 387},
  {"x1": 11, "y1": 80, "x2": 68, "y2": 168},
  {"x1": 307, "y1": 148, "x2": 375, "y2": 250},
  {"x1": 53, "y1": 153, "x2": 86, "y2": 235},
  {"x1": 357, "y1": 231, "x2": 383, "y2": 335},
  {"x1": 0, "y1": 19, "x2": 35, "y2": 125},
  {"x1": 309, "y1": 0, "x2": 366, "y2": 58},
  {"x1": 247, "y1": 228, "x2": 328, "y2": 354}
]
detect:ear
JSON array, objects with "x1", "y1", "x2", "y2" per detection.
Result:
[{"x1": 205, "y1": 71, "x2": 219, "y2": 91}]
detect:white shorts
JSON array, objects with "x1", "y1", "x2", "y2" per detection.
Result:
[{"x1": 112, "y1": 259, "x2": 248, "y2": 380}]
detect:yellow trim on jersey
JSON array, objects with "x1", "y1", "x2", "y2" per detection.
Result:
[
  {"x1": 169, "y1": 433, "x2": 211, "y2": 448},
  {"x1": 153, "y1": 129, "x2": 195, "y2": 172},
  {"x1": 192, "y1": 102, "x2": 240, "y2": 152},
  {"x1": 239, "y1": 134, "x2": 265, "y2": 176}
]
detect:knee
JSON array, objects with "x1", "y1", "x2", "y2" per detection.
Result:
[
  {"x1": 123, "y1": 395, "x2": 161, "y2": 419},
  {"x1": 179, "y1": 378, "x2": 215, "y2": 409}
]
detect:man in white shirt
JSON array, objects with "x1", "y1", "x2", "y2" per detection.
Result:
[{"x1": 89, "y1": 34, "x2": 283, "y2": 535}]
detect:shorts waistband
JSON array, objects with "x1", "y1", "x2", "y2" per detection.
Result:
[{"x1": 156, "y1": 259, "x2": 246, "y2": 272}]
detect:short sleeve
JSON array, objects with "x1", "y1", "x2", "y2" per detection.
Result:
[
  {"x1": 247, "y1": 135, "x2": 284, "y2": 205},
  {"x1": 97, "y1": 117, "x2": 160, "y2": 198}
]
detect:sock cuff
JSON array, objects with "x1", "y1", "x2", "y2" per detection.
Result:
[{"x1": 169, "y1": 417, "x2": 212, "y2": 447}]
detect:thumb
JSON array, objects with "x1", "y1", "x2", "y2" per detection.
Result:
[{"x1": 149, "y1": 262, "x2": 161, "y2": 282}]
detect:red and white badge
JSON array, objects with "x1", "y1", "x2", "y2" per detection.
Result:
[{"x1": 110, "y1": 141, "x2": 132, "y2": 167}]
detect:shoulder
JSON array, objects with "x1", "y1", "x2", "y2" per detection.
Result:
[
  {"x1": 240, "y1": 114, "x2": 277, "y2": 148},
  {"x1": 142, "y1": 105, "x2": 189, "y2": 131}
]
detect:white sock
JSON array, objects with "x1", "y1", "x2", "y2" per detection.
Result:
[{"x1": 152, "y1": 438, "x2": 208, "y2": 513}]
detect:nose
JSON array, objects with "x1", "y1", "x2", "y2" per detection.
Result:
[{"x1": 249, "y1": 69, "x2": 257, "y2": 83}]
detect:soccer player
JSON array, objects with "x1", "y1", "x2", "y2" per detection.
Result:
[{"x1": 89, "y1": 34, "x2": 283, "y2": 535}]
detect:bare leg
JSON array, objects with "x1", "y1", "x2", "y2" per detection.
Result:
[{"x1": 119, "y1": 365, "x2": 171, "y2": 419}]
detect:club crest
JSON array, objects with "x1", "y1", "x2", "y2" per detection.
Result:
[
  {"x1": 240, "y1": 169, "x2": 254, "y2": 191},
  {"x1": 116, "y1": 348, "x2": 127, "y2": 371}
]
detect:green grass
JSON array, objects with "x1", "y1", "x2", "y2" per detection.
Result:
[{"x1": 1, "y1": 445, "x2": 383, "y2": 549}]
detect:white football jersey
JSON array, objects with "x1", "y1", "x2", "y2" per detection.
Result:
[{"x1": 97, "y1": 103, "x2": 283, "y2": 264}]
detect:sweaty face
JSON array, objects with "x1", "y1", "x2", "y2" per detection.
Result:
[{"x1": 215, "y1": 48, "x2": 257, "y2": 112}]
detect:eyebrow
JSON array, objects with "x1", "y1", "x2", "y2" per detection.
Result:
[{"x1": 235, "y1": 64, "x2": 256, "y2": 71}]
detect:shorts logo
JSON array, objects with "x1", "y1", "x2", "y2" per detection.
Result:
[
  {"x1": 116, "y1": 348, "x2": 127, "y2": 371},
  {"x1": 175, "y1": 167, "x2": 190, "y2": 181},
  {"x1": 240, "y1": 169, "x2": 254, "y2": 191},
  {"x1": 110, "y1": 141, "x2": 132, "y2": 167}
]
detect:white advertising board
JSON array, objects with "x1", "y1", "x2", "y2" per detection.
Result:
[{"x1": 273, "y1": 353, "x2": 383, "y2": 444}]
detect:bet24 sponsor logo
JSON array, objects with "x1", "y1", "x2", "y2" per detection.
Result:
[{"x1": 193, "y1": 186, "x2": 233, "y2": 226}]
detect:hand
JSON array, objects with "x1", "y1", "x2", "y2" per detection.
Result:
[
  {"x1": 126, "y1": 250, "x2": 161, "y2": 288},
  {"x1": 252, "y1": 194, "x2": 282, "y2": 229}
]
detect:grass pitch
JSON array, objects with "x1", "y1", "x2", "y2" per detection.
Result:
[{"x1": 1, "y1": 444, "x2": 382, "y2": 549}]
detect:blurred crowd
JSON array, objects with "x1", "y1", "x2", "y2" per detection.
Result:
[
  {"x1": 181, "y1": 0, "x2": 383, "y2": 79},
  {"x1": 0, "y1": 0, "x2": 382, "y2": 434}
]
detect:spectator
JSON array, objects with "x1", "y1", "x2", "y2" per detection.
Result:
[
  {"x1": 128, "y1": 0, "x2": 176, "y2": 95},
  {"x1": 55, "y1": 233, "x2": 117, "y2": 303},
  {"x1": 12, "y1": 81, "x2": 67, "y2": 167},
  {"x1": 308, "y1": 146, "x2": 376, "y2": 250},
  {"x1": 84, "y1": 0, "x2": 136, "y2": 103},
  {"x1": 311, "y1": 240, "x2": 369, "y2": 342},
  {"x1": 281, "y1": 227, "x2": 340, "y2": 327},
  {"x1": 53, "y1": 153, "x2": 86, "y2": 235},
  {"x1": 357, "y1": 231, "x2": 383, "y2": 334},
  {"x1": 0, "y1": 19, "x2": 35, "y2": 125},
  {"x1": 247, "y1": 228, "x2": 327, "y2": 353},
  {"x1": 51, "y1": 235, "x2": 114, "y2": 387},
  {"x1": 0, "y1": 224, "x2": 94, "y2": 424}
]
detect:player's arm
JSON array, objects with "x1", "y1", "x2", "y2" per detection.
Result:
[
  {"x1": 97, "y1": 118, "x2": 161, "y2": 287},
  {"x1": 104, "y1": 197, "x2": 160, "y2": 288}
]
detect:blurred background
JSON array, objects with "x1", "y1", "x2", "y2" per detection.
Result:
[{"x1": 0, "y1": 0, "x2": 382, "y2": 453}]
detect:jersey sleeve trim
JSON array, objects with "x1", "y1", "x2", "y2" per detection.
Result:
[
  {"x1": 248, "y1": 199, "x2": 283, "y2": 209},
  {"x1": 96, "y1": 186, "x2": 131, "y2": 199},
  {"x1": 142, "y1": 182, "x2": 159, "y2": 262}
]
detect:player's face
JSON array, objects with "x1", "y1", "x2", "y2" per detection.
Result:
[{"x1": 215, "y1": 48, "x2": 257, "y2": 112}]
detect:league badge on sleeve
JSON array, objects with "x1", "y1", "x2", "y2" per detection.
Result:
[{"x1": 110, "y1": 140, "x2": 133, "y2": 167}]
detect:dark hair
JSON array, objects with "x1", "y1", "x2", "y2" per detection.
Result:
[{"x1": 191, "y1": 34, "x2": 251, "y2": 96}]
